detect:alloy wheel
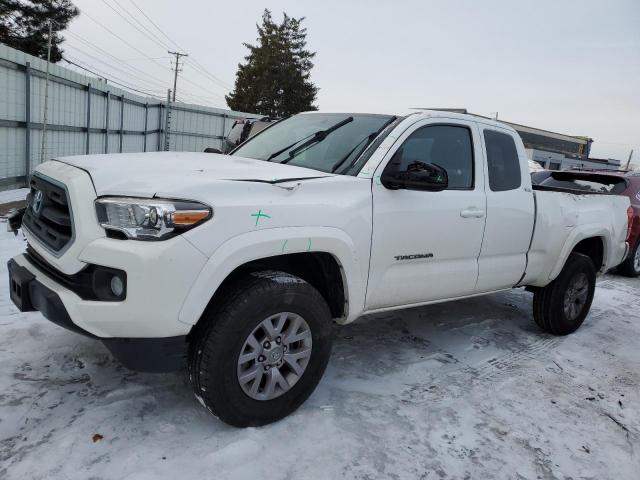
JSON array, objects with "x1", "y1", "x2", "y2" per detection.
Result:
[{"x1": 237, "y1": 312, "x2": 313, "y2": 401}]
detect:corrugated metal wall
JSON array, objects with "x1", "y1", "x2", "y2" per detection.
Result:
[{"x1": 0, "y1": 44, "x2": 256, "y2": 191}]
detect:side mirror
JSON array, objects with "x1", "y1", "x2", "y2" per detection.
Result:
[
  {"x1": 204, "y1": 147, "x2": 222, "y2": 154},
  {"x1": 381, "y1": 161, "x2": 448, "y2": 191}
]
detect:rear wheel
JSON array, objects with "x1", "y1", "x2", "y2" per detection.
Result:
[
  {"x1": 188, "y1": 271, "x2": 333, "y2": 427},
  {"x1": 532, "y1": 253, "x2": 596, "y2": 335},
  {"x1": 617, "y1": 242, "x2": 640, "y2": 277}
]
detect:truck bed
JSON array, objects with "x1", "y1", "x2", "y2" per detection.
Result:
[
  {"x1": 519, "y1": 187, "x2": 630, "y2": 287},
  {"x1": 531, "y1": 170, "x2": 628, "y2": 196}
]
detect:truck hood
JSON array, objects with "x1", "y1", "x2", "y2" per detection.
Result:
[{"x1": 54, "y1": 152, "x2": 334, "y2": 197}]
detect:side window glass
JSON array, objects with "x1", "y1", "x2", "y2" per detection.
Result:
[
  {"x1": 389, "y1": 125, "x2": 474, "y2": 189},
  {"x1": 484, "y1": 130, "x2": 522, "y2": 192}
]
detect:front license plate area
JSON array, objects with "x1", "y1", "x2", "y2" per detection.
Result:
[{"x1": 8, "y1": 261, "x2": 36, "y2": 312}]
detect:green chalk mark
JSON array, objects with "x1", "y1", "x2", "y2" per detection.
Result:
[
  {"x1": 281, "y1": 239, "x2": 288, "y2": 252},
  {"x1": 251, "y1": 209, "x2": 271, "y2": 226},
  {"x1": 306, "y1": 238, "x2": 312, "y2": 251}
]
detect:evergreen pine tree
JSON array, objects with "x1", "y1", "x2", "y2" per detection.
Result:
[
  {"x1": 0, "y1": 0, "x2": 78, "y2": 63},
  {"x1": 226, "y1": 9, "x2": 318, "y2": 117}
]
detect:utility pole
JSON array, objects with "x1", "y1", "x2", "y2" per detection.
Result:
[
  {"x1": 168, "y1": 51, "x2": 188, "y2": 102},
  {"x1": 164, "y1": 89, "x2": 172, "y2": 151},
  {"x1": 624, "y1": 149, "x2": 634, "y2": 170},
  {"x1": 39, "y1": 20, "x2": 53, "y2": 166}
]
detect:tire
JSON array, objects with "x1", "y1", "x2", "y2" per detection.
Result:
[
  {"x1": 188, "y1": 271, "x2": 333, "y2": 427},
  {"x1": 532, "y1": 252, "x2": 596, "y2": 335},
  {"x1": 617, "y1": 242, "x2": 640, "y2": 277}
]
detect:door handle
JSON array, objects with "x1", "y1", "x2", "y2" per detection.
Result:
[{"x1": 460, "y1": 208, "x2": 485, "y2": 218}]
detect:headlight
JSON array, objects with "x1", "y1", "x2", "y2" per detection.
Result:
[{"x1": 95, "y1": 197, "x2": 212, "y2": 240}]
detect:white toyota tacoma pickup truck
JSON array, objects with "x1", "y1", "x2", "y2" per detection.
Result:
[{"x1": 8, "y1": 111, "x2": 631, "y2": 427}]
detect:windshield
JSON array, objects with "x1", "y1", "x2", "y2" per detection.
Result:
[{"x1": 230, "y1": 113, "x2": 395, "y2": 175}]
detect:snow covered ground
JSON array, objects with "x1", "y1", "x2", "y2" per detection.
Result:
[
  {"x1": 0, "y1": 189, "x2": 28, "y2": 205},
  {"x1": 0, "y1": 226, "x2": 638, "y2": 479}
]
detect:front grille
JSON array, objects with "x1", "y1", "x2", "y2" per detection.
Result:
[{"x1": 22, "y1": 175, "x2": 73, "y2": 253}]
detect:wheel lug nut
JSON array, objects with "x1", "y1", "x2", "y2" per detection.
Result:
[
  {"x1": 283, "y1": 346, "x2": 287, "y2": 352},
  {"x1": 263, "y1": 341, "x2": 271, "y2": 349},
  {"x1": 264, "y1": 365, "x2": 271, "y2": 371},
  {"x1": 276, "y1": 337, "x2": 281, "y2": 344},
  {"x1": 258, "y1": 355, "x2": 265, "y2": 362}
]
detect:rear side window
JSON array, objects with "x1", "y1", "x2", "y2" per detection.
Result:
[{"x1": 484, "y1": 130, "x2": 521, "y2": 191}]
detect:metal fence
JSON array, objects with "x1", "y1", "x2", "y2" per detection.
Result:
[{"x1": 0, "y1": 43, "x2": 256, "y2": 191}]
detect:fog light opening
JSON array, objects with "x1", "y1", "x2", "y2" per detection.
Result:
[{"x1": 110, "y1": 275, "x2": 124, "y2": 297}]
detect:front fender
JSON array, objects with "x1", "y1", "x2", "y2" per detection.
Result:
[{"x1": 177, "y1": 227, "x2": 367, "y2": 327}]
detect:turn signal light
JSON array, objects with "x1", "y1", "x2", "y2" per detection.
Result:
[
  {"x1": 169, "y1": 210, "x2": 210, "y2": 226},
  {"x1": 627, "y1": 206, "x2": 634, "y2": 241}
]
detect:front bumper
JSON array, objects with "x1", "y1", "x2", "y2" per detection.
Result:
[
  {"x1": 8, "y1": 258, "x2": 188, "y2": 372},
  {"x1": 13, "y1": 234, "x2": 208, "y2": 338}
]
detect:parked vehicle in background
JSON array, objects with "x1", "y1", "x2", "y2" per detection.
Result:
[
  {"x1": 528, "y1": 159, "x2": 545, "y2": 173},
  {"x1": 221, "y1": 117, "x2": 279, "y2": 153},
  {"x1": 533, "y1": 169, "x2": 640, "y2": 277},
  {"x1": 7, "y1": 111, "x2": 631, "y2": 427}
]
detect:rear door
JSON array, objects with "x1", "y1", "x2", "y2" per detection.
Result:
[
  {"x1": 365, "y1": 118, "x2": 487, "y2": 310},
  {"x1": 475, "y1": 126, "x2": 535, "y2": 291}
]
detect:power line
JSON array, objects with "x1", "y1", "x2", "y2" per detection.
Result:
[
  {"x1": 84, "y1": 1, "x2": 231, "y2": 98},
  {"x1": 175, "y1": 90, "x2": 228, "y2": 106},
  {"x1": 65, "y1": 30, "x2": 168, "y2": 87},
  {"x1": 6, "y1": 6, "x2": 225, "y2": 108},
  {"x1": 112, "y1": 0, "x2": 173, "y2": 49},
  {"x1": 71, "y1": 2, "x2": 231, "y2": 105},
  {"x1": 64, "y1": 43, "x2": 169, "y2": 91},
  {"x1": 99, "y1": 0, "x2": 171, "y2": 51},
  {"x1": 184, "y1": 57, "x2": 233, "y2": 90},
  {"x1": 62, "y1": 56, "x2": 164, "y2": 98},
  {"x1": 65, "y1": 28, "x2": 224, "y2": 105},
  {"x1": 119, "y1": 56, "x2": 172, "y2": 61},
  {"x1": 80, "y1": 9, "x2": 169, "y2": 72},
  {"x1": 64, "y1": 54, "x2": 166, "y2": 96},
  {"x1": 177, "y1": 73, "x2": 227, "y2": 101},
  {"x1": 126, "y1": 0, "x2": 232, "y2": 90},
  {"x1": 127, "y1": 0, "x2": 185, "y2": 50}
]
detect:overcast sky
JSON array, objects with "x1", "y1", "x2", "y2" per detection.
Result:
[{"x1": 66, "y1": 0, "x2": 639, "y2": 163}]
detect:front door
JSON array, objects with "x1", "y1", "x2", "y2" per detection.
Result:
[{"x1": 365, "y1": 119, "x2": 487, "y2": 310}]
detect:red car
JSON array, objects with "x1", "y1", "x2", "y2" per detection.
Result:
[{"x1": 533, "y1": 170, "x2": 640, "y2": 277}]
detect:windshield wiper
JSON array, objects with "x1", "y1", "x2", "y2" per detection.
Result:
[
  {"x1": 265, "y1": 134, "x2": 313, "y2": 161},
  {"x1": 276, "y1": 116, "x2": 354, "y2": 165},
  {"x1": 330, "y1": 116, "x2": 397, "y2": 173}
]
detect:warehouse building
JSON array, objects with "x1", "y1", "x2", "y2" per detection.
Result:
[
  {"x1": 423, "y1": 109, "x2": 622, "y2": 171},
  {"x1": 503, "y1": 122, "x2": 621, "y2": 171}
]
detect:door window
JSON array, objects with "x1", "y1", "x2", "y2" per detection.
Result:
[
  {"x1": 484, "y1": 130, "x2": 522, "y2": 191},
  {"x1": 389, "y1": 125, "x2": 474, "y2": 189}
]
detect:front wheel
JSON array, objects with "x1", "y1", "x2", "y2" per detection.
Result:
[
  {"x1": 188, "y1": 271, "x2": 333, "y2": 427},
  {"x1": 532, "y1": 252, "x2": 596, "y2": 335}
]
